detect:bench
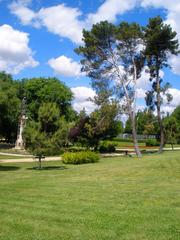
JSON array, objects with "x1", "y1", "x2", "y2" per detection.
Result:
[{"x1": 33, "y1": 155, "x2": 45, "y2": 169}]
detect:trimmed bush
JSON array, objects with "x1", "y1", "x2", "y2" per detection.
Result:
[
  {"x1": 146, "y1": 139, "x2": 159, "y2": 147},
  {"x1": 62, "y1": 151, "x2": 99, "y2": 164},
  {"x1": 99, "y1": 143, "x2": 116, "y2": 153}
]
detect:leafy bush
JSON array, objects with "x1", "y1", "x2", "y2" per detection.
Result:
[
  {"x1": 146, "y1": 139, "x2": 159, "y2": 146},
  {"x1": 62, "y1": 151, "x2": 99, "y2": 164},
  {"x1": 99, "y1": 143, "x2": 116, "y2": 153}
]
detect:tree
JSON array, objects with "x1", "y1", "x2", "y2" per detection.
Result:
[
  {"x1": 171, "y1": 105, "x2": 180, "y2": 143},
  {"x1": 144, "y1": 16, "x2": 179, "y2": 153},
  {"x1": 76, "y1": 21, "x2": 144, "y2": 157},
  {"x1": 0, "y1": 72, "x2": 20, "y2": 141},
  {"x1": 164, "y1": 116, "x2": 178, "y2": 150},
  {"x1": 18, "y1": 77, "x2": 75, "y2": 122},
  {"x1": 24, "y1": 102, "x2": 69, "y2": 155},
  {"x1": 69, "y1": 102, "x2": 120, "y2": 149},
  {"x1": 136, "y1": 109, "x2": 158, "y2": 135}
]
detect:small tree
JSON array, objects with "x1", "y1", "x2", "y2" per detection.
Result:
[
  {"x1": 24, "y1": 102, "x2": 69, "y2": 156},
  {"x1": 144, "y1": 16, "x2": 179, "y2": 153},
  {"x1": 76, "y1": 21, "x2": 144, "y2": 157},
  {"x1": 69, "y1": 102, "x2": 120, "y2": 149},
  {"x1": 164, "y1": 116, "x2": 178, "y2": 150}
]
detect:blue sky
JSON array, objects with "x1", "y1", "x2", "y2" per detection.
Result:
[{"x1": 0, "y1": 0, "x2": 180, "y2": 113}]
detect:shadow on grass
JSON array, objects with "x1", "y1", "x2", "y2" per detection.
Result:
[
  {"x1": 27, "y1": 166, "x2": 67, "y2": 171},
  {"x1": 0, "y1": 143, "x2": 14, "y2": 149},
  {"x1": 0, "y1": 165, "x2": 20, "y2": 171}
]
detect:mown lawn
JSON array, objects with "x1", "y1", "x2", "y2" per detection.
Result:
[
  {"x1": 0, "y1": 152, "x2": 180, "y2": 240},
  {"x1": 0, "y1": 155, "x2": 29, "y2": 160}
]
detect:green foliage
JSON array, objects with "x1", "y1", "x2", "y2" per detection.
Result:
[
  {"x1": 164, "y1": 116, "x2": 179, "y2": 148},
  {"x1": 0, "y1": 72, "x2": 20, "y2": 141},
  {"x1": 69, "y1": 103, "x2": 120, "y2": 149},
  {"x1": 99, "y1": 143, "x2": 116, "y2": 153},
  {"x1": 136, "y1": 109, "x2": 158, "y2": 135},
  {"x1": 171, "y1": 106, "x2": 180, "y2": 143},
  {"x1": 19, "y1": 77, "x2": 74, "y2": 121},
  {"x1": 146, "y1": 139, "x2": 159, "y2": 147},
  {"x1": 24, "y1": 102, "x2": 69, "y2": 156},
  {"x1": 62, "y1": 151, "x2": 99, "y2": 164}
]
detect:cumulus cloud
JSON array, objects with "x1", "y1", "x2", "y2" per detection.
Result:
[
  {"x1": 9, "y1": 0, "x2": 37, "y2": 26},
  {"x1": 9, "y1": 2, "x2": 84, "y2": 44},
  {"x1": 71, "y1": 86, "x2": 96, "y2": 114},
  {"x1": 37, "y1": 4, "x2": 84, "y2": 44},
  {"x1": 48, "y1": 55, "x2": 84, "y2": 77},
  {"x1": 0, "y1": 24, "x2": 38, "y2": 74},
  {"x1": 87, "y1": 0, "x2": 138, "y2": 24}
]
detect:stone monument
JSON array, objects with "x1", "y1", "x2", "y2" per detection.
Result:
[{"x1": 15, "y1": 97, "x2": 28, "y2": 150}]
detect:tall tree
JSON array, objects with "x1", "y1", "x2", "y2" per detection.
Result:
[
  {"x1": 76, "y1": 21, "x2": 144, "y2": 157},
  {"x1": 144, "y1": 16, "x2": 179, "y2": 153}
]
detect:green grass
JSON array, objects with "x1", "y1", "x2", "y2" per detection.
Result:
[
  {"x1": 0, "y1": 152, "x2": 180, "y2": 240},
  {"x1": 0, "y1": 155, "x2": 29, "y2": 160}
]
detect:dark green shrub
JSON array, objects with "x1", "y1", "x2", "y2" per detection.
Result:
[
  {"x1": 99, "y1": 143, "x2": 116, "y2": 153},
  {"x1": 146, "y1": 139, "x2": 159, "y2": 146},
  {"x1": 62, "y1": 151, "x2": 99, "y2": 164}
]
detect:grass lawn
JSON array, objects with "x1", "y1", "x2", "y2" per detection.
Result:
[
  {"x1": 0, "y1": 152, "x2": 179, "y2": 240},
  {"x1": 0, "y1": 155, "x2": 29, "y2": 160}
]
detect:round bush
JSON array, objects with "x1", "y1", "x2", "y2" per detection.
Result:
[
  {"x1": 146, "y1": 139, "x2": 159, "y2": 147},
  {"x1": 62, "y1": 151, "x2": 99, "y2": 165},
  {"x1": 99, "y1": 144, "x2": 116, "y2": 153}
]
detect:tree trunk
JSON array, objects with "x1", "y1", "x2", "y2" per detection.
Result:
[
  {"x1": 130, "y1": 110, "x2": 142, "y2": 157},
  {"x1": 158, "y1": 119, "x2": 164, "y2": 153},
  {"x1": 156, "y1": 68, "x2": 164, "y2": 153}
]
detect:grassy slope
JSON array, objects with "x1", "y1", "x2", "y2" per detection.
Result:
[{"x1": 0, "y1": 152, "x2": 179, "y2": 240}]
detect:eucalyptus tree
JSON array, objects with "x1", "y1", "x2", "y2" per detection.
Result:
[
  {"x1": 144, "y1": 16, "x2": 179, "y2": 153},
  {"x1": 76, "y1": 21, "x2": 144, "y2": 157}
]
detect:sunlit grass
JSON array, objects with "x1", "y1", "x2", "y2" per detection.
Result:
[{"x1": 0, "y1": 151, "x2": 179, "y2": 240}]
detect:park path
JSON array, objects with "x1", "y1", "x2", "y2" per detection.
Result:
[{"x1": 0, "y1": 147, "x2": 179, "y2": 163}]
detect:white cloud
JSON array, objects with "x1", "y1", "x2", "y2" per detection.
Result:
[
  {"x1": 38, "y1": 4, "x2": 84, "y2": 44},
  {"x1": 0, "y1": 24, "x2": 38, "y2": 74},
  {"x1": 71, "y1": 86, "x2": 96, "y2": 114},
  {"x1": 8, "y1": 0, "x2": 39, "y2": 26},
  {"x1": 48, "y1": 55, "x2": 84, "y2": 77},
  {"x1": 87, "y1": 0, "x2": 138, "y2": 24},
  {"x1": 9, "y1": 2, "x2": 84, "y2": 44},
  {"x1": 9, "y1": 2, "x2": 37, "y2": 26},
  {"x1": 137, "y1": 88, "x2": 146, "y2": 98},
  {"x1": 161, "y1": 88, "x2": 180, "y2": 114},
  {"x1": 169, "y1": 55, "x2": 180, "y2": 75}
]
